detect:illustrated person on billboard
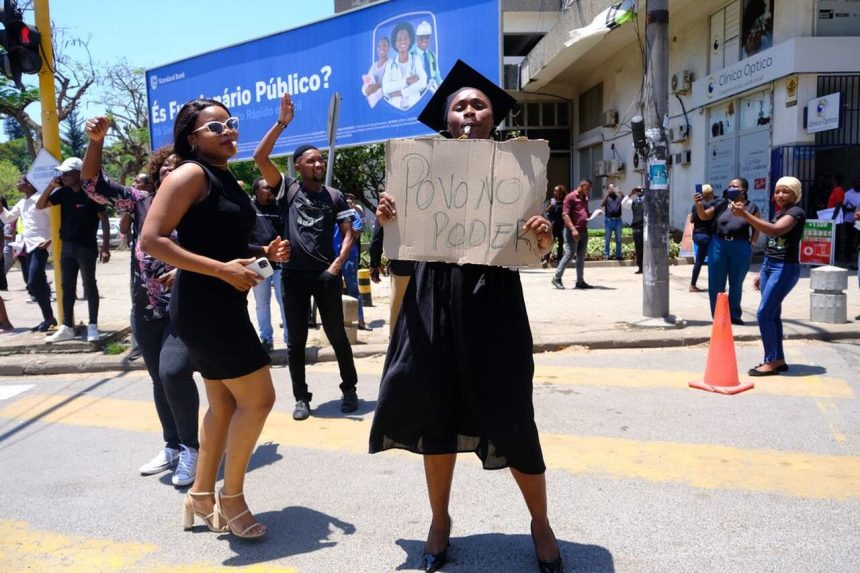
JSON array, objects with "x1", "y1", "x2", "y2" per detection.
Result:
[
  {"x1": 369, "y1": 60, "x2": 563, "y2": 573},
  {"x1": 361, "y1": 36, "x2": 390, "y2": 108},
  {"x1": 381, "y1": 21, "x2": 427, "y2": 110},
  {"x1": 411, "y1": 20, "x2": 442, "y2": 92}
]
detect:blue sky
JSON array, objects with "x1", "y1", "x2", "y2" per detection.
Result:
[{"x1": 28, "y1": 1, "x2": 335, "y2": 117}]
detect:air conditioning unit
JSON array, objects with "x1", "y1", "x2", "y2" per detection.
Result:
[
  {"x1": 674, "y1": 149, "x2": 692, "y2": 166},
  {"x1": 671, "y1": 70, "x2": 693, "y2": 94},
  {"x1": 603, "y1": 109, "x2": 619, "y2": 128},
  {"x1": 632, "y1": 153, "x2": 646, "y2": 173},
  {"x1": 608, "y1": 159, "x2": 624, "y2": 175},
  {"x1": 669, "y1": 124, "x2": 690, "y2": 142},
  {"x1": 595, "y1": 160, "x2": 608, "y2": 176}
]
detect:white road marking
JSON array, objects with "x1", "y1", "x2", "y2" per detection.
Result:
[{"x1": 0, "y1": 385, "x2": 34, "y2": 401}]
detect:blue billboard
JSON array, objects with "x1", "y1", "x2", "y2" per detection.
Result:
[{"x1": 146, "y1": 0, "x2": 501, "y2": 161}]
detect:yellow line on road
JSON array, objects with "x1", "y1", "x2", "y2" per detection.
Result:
[
  {"x1": 0, "y1": 518, "x2": 299, "y2": 572},
  {"x1": 2, "y1": 394, "x2": 859, "y2": 501},
  {"x1": 308, "y1": 363, "x2": 854, "y2": 399}
]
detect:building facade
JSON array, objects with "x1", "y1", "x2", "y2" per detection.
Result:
[{"x1": 338, "y1": 0, "x2": 860, "y2": 230}]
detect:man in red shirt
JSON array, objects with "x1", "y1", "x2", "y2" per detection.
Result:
[
  {"x1": 827, "y1": 174, "x2": 845, "y2": 209},
  {"x1": 552, "y1": 179, "x2": 593, "y2": 289}
]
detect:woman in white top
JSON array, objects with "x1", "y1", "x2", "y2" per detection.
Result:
[
  {"x1": 362, "y1": 36, "x2": 390, "y2": 107},
  {"x1": 381, "y1": 21, "x2": 427, "y2": 109}
]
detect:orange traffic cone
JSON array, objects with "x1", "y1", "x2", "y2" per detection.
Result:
[{"x1": 689, "y1": 293, "x2": 754, "y2": 395}]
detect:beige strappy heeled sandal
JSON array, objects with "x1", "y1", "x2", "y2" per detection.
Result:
[
  {"x1": 182, "y1": 491, "x2": 226, "y2": 532},
  {"x1": 217, "y1": 490, "x2": 266, "y2": 539}
]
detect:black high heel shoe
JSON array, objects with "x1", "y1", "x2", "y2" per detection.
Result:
[
  {"x1": 531, "y1": 522, "x2": 563, "y2": 573},
  {"x1": 422, "y1": 517, "x2": 452, "y2": 572}
]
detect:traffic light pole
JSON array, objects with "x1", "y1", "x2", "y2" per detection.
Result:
[
  {"x1": 34, "y1": 0, "x2": 64, "y2": 324},
  {"x1": 642, "y1": 0, "x2": 670, "y2": 320}
]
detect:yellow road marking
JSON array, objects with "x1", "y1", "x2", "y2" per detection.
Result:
[
  {"x1": 0, "y1": 519, "x2": 156, "y2": 572},
  {"x1": 308, "y1": 363, "x2": 855, "y2": 399},
  {"x1": 817, "y1": 399, "x2": 848, "y2": 444},
  {"x1": 2, "y1": 394, "x2": 859, "y2": 501},
  {"x1": 0, "y1": 519, "x2": 299, "y2": 572}
]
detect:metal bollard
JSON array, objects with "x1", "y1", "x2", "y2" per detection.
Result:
[
  {"x1": 809, "y1": 265, "x2": 848, "y2": 323},
  {"x1": 357, "y1": 268, "x2": 373, "y2": 306}
]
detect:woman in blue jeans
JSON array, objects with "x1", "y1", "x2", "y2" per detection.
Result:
[
  {"x1": 729, "y1": 177, "x2": 806, "y2": 376},
  {"x1": 694, "y1": 177, "x2": 760, "y2": 325}
]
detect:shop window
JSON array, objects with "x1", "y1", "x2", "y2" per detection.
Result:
[
  {"x1": 578, "y1": 83, "x2": 603, "y2": 133},
  {"x1": 739, "y1": 91, "x2": 772, "y2": 130},
  {"x1": 578, "y1": 144, "x2": 603, "y2": 197},
  {"x1": 708, "y1": 101, "x2": 736, "y2": 139},
  {"x1": 710, "y1": 1, "x2": 775, "y2": 71}
]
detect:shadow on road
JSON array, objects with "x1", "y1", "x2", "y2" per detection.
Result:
[
  {"x1": 394, "y1": 533, "x2": 614, "y2": 572},
  {"x1": 312, "y1": 398, "x2": 377, "y2": 420},
  {"x1": 220, "y1": 505, "x2": 355, "y2": 566}
]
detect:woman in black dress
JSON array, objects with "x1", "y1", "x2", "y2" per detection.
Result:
[
  {"x1": 370, "y1": 60, "x2": 563, "y2": 573},
  {"x1": 141, "y1": 99, "x2": 288, "y2": 539}
]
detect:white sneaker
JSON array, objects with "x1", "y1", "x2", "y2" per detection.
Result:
[
  {"x1": 139, "y1": 447, "x2": 180, "y2": 475},
  {"x1": 86, "y1": 324, "x2": 100, "y2": 342},
  {"x1": 45, "y1": 325, "x2": 75, "y2": 343},
  {"x1": 171, "y1": 445, "x2": 198, "y2": 487}
]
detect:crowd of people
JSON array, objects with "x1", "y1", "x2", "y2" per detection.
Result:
[{"x1": 3, "y1": 49, "x2": 858, "y2": 571}]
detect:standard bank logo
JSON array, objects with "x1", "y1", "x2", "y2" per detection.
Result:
[{"x1": 150, "y1": 74, "x2": 158, "y2": 91}]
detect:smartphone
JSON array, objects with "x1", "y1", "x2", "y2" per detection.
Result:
[
  {"x1": 245, "y1": 257, "x2": 274, "y2": 279},
  {"x1": 695, "y1": 184, "x2": 703, "y2": 194}
]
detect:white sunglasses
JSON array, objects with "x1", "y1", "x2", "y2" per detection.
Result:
[{"x1": 192, "y1": 116, "x2": 240, "y2": 135}]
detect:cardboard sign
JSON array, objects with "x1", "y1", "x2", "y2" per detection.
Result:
[
  {"x1": 383, "y1": 137, "x2": 549, "y2": 267},
  {"x1": 26, "y1": 148, "x2": 61, "y2": 194},
  {"x1": 799, "y1": 219, "x2": 835, "y2": 266}
]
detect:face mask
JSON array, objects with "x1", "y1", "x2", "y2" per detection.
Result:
[{"x1": 726, "y1": 187, "x2": 742, "y2": 201}]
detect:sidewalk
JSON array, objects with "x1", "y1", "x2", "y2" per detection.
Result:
[{"x1": 1, "y1": 250, "x2": 857, "y2": 375}]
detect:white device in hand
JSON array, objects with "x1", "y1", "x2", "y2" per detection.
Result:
[{"x1": 246, "y1": 257, "x2": 274, "y2": 279}]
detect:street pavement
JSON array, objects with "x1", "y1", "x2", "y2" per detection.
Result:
[
  {"x1": 0, "y1": 341, "x2": 857, "y2": 572},
  {"x1": 0, "y1": 250, "x2": 858, "y2": 375}
]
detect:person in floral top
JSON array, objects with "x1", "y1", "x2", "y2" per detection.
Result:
[{"x1": 82, "y1": 117, "x2": 200, "y2": 488}]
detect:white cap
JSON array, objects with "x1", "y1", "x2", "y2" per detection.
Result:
[
  {"x1": 416, "y1": 21, "x2": 432, "y2": 36},
  {"x1": 57, "y1": 157, "x2": 83, "y2": 173}
]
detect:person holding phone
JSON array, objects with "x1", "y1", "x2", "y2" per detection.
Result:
[
  {"x1": 37, "y1": 157, "x2": 111, "y2": 343},
  {"x1": 141, "y1": 98, "x2": 289, "y2": 540},
  {"x1": 694, "y1": 177, "x2": 760, "y2": 325},
  {"x1": 689, "y1": 184, "x2": 716, "y2": 292}
]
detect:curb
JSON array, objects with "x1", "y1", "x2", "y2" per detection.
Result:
[{"x1": 1, "y1": 332, "x2": 856, "y2": 376}]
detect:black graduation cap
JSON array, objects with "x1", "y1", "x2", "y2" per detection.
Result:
[{"x1": 417, "y1": 59, "x2": 517, "y2": 134}]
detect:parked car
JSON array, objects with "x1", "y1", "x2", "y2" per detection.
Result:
[{"x1": 97, "y1": 218, "x2": 122, "y2": 249}]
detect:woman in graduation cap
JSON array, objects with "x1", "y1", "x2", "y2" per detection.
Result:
[{"x1": 370, "y1": 60, "x2": 563, "y2": 573}]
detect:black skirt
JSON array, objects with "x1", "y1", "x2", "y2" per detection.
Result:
[
  {"x1": 170, "y1": 270, "x2": 270, "y2": 380},
  {"x1": 369, "y1": 262, "x2": 546, "y2": 474}
]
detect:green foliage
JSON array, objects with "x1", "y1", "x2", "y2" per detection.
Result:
[
  {"x1": 103, "y1": 342, "x2": 128, "y2": 355},
  {"x1": 584, "y1": 234, "x2": 680, "y2": 261},
  {"x1": 228, "y1": 160, "x2": 261, "y2": 193},
  {"x1": 332, "y1": 143, "x2": 385, "y2": 210},
  {"x1": 0, "y1": 138, "x2": 29, "y2": 172},
  {"x1": 62, "y1": 108, "x2": 86, "y2": 158},
  {"x1": 0, "y1": 160, "x2": 21, "y2": 204}
]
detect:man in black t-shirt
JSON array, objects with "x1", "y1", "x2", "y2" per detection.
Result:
[
  {"x1": 274, "y1": 145, "x2": 359, "y2": 420},
  {"x1": 249, "y1": 177, "x2": 288, "y2": 352},
  {"x1": 601, "y1": 184, "x2": 624, "y2": 260},
  {"x1": 37, "y1": 157, "x2": 111, "y2": 343}
]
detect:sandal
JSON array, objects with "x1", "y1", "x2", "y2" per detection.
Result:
[
  {"x1": 217, "y1": 490, "x2": 266, "y2": 539},
  {"x1": 182, "y1": 491, "x2": 226, "y2": 532}
]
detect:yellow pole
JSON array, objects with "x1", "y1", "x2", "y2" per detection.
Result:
[{"x1": 34, "y1": 0, "x2": 64, "y2": 324}]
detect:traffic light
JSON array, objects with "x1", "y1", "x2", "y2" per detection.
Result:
[{"x1": 0, "y1": 0, "x2": 42, "y2": 88}]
